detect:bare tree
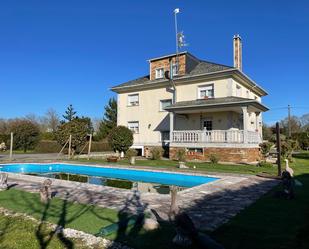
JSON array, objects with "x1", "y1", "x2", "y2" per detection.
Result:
[{"x1": 44, "y1": 108, "x2": 60, "y2": 132}]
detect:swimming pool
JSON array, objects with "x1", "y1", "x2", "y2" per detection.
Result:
[{"x1": 0, "y1": 163, "x2": 218, "y2": 191}]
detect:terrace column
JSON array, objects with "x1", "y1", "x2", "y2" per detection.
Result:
[
  {"x1": 242, "y1": 106, "x2": 248, "y2": 143},
  {"x1": 255, "y1": 112, "x2": 261, "y2": 142},
  {"x1": 255, "y1": 112, "x2": 260, "y2": 131},
  {"x1": 169, "y1": 112, "x2": 174, "y2": 142}
]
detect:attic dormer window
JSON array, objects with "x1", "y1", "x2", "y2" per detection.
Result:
[
  {"x1": 155, "y1": 68, "x2": 164, "y2": 79},
  {"x1": 172, "y1": 64, "x2": 178, "y2": 76}
]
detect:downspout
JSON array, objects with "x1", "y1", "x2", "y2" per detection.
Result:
[{"x1": 169, "y1": 58, "x2": 177, "y2": 104}]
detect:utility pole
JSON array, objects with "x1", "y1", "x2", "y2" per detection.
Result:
[
  {"x1": 276, "y1": 122, "x2": 282, "y2": 176},
  {"x1": 288, "y1": 105, "x2": 292, "y2": 139}
]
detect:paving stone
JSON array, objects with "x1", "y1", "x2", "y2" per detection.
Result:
[{"x1": 5, "y1": 171, "x2": 278, "y2": 231}]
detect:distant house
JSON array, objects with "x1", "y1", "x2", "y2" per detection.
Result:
[{"x1": 111, "y1": 35, "x2": 268, "y2": 163}]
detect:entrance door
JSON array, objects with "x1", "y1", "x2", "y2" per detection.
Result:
[{"x1": 201, "y1": 118, "x2": 213, "y2": 130}]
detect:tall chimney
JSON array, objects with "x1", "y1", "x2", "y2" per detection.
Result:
[{"x1": 233, "y1": 34, "x2": 242, "y2": 71}]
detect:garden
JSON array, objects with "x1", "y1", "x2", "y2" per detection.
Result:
[{"x1": 0, "y1": 103, "x2": 309, "y2": 249}]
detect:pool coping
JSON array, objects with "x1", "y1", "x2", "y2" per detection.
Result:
[
  {"x1": 0, "y1": 162, "x2": 279, "y2": 231},
  {"x1": 0, "y1": 162, "x2": 225, "y2": 195},
  {"x1": 0, "y1": 161, "x2": 245, "y2": 179}
]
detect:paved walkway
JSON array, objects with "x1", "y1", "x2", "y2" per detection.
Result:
[
  {"x1": 0, "y1": 153, "x2": 62, "y2": 161},
  {"x1": 5, "y1": 168, "x2": 279, "y2": 231}
]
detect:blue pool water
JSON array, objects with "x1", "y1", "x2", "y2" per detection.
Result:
[{"x1": 0, "y1": 163, "x2": 218, "y2": 188}]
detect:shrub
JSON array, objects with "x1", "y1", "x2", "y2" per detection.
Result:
[
  {"x1": 108, "y1": 126, "x2": 133, "y2": 154},
  {"x1": 281, "y1": 139, "x2": 299, "y2": 159},
  {"x1": 40, "y1": 132, "x2": 56, "y2": 141},
  {"x1": 0, "y1": 134, "x2": 10, "y2": 144},
  {"x1": 257, "y1": 161, "x2": 274, "y2": 168},
  {"x1": 126, "y1": 149, "x2": 138, "y2": 159},
  {"x1": 34, "y1": 140, "x2": 62, "y2": 153},
  {"x1": 9, "y1": 119, "x2": 40, "y2": 152},
  {"x1": 151, "y1": 147, "x2": 164, "y2": 160},
  {"x1": 55, "y1": 118, "x2": 91, "y2": 155},
  {"x1": 90, "y1": 142, "x2": 112, "y2": 152},
  {"x1": 209, "y1": 154, "x2": 220, "y2": 164},
  {"x1": 260, "y1": 142, "x2": 273, "y2": 158},
  {"x1": 292, "y1": 132, "x2": 309, "y2": 150},
  {"x1": 175, "y1": 148, "x2": 186, "y2": 162},
  {"x1": 270, "y1": 134, "x2": 286, "y2": 143}
]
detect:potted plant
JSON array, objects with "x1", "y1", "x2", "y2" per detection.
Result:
[
  {"x1": 126, "y1": 149, "x2": 138, "y2": 165},
  {"x1": 107, "y1": 156, "x2": 118, "y2": 163},
  {"x1": 175, "y1": 148, "x2": 188, "y2": 168}
]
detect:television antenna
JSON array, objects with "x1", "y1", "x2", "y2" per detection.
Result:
[{"x1": 173, "y1": 8, "x2": 188, "y2": 77}]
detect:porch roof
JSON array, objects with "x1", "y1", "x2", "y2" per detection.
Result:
[{"x1": 164, "y1": 97, "x2": 269, "y2": 112}]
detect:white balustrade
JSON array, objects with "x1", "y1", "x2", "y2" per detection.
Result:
[{"x1": 171, "y1": 130, "x2": 259, "y2": 144}]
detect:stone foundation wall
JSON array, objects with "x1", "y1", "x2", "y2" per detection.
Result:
[{"x1": 169, "y1": 146, "x2": 261, "y2": 163}]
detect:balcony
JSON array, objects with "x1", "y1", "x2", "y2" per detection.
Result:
[{"x1": 171, "y1": 130, "x2": 261, "y2": 144}]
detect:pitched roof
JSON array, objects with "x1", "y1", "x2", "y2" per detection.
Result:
[
  {"x1": 111, "y1": 56, "x2": 233, "y2": 90},
  {"x1": 110, "y1": 52, "x2": 267, "y2": 96},
  {"x1": 189, "y1": 60, "x2": 232, "y2": 75},
  {"x1": 164, "y1": 97, "x2": 269, "y2": 112}
]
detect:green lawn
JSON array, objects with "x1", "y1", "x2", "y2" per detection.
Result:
[
  {"x1": 0, "y1": 214, "x2": 90, "y2": 249},
  {"x1": 0, "y1": 189, "x2": 118, "y2": 235},
  {"x1": 212, "y1": 152, "x2": 309, "y2": 249},
  {"x1": 0, "y1": 154, "x2": 308, "y2": 249},
  {"x1": 72, "y1": 158, "x2": 278, "y2": 175}
]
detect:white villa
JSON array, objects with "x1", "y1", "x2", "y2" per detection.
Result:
[{"x1": 111, "y1": 35, "x2": 268, "y2": 163}]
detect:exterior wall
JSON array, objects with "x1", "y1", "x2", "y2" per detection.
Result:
[
  {"x1": 150, "y1": 54, "x2": 186, "y2": 80},
  {"x1": 175, "y1": 78, "x2": 261, "y2": 102},
  {"x1": 231, "y1": 78, "x2": 261, "y2": 101},
  {"x1": 174, "y1": 112, "x2": 242, "y2": 130},
  {"x1": 170, "y1": 146, "x2": 261, "y2": 163},
  {"x1": 117, "y1": 88, "x2": 173, "y2": 146},
  {"x1": 176, "y1": 78, "x2": 230, "y2": 101},
  {"x1": 117, "y1": 76, "x2": 264, "y2": 146}
]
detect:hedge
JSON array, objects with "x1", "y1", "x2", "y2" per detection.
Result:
[
  {"x1": 0, "y1": 134, "x2": 10, "y2": 144},
  {"x1": 34, "y1": 140, "x2": 112, "y2": 153},
  {"x1": 34, "y1": 140, "x2": 62, "y2": 153}
]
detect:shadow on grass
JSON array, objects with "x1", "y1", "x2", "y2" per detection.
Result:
[{"x1": 3, "y1": 167, "x2": 309, "y2": 249}]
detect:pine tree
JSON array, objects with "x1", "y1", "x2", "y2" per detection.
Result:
[
  {"x1": 97, "y1": 98, "x2": 117, "y2": 139},
  {"x1": 63, "y1": 104, "x2": 77, "y2": 122}
]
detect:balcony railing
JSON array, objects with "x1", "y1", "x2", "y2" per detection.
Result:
[{"x1": 171, "y1": 130, "x2": 261, "y2": 144}]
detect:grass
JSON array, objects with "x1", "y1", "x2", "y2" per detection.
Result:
[
  {"x1": 211, "y1": 152, "x2": 309, "y2": 249},
  {"x1": 0, "y1": 214, "x2": 90, "y2": 249},
  {"x1": 0, "y1": 188, "x2": 176, "y2": 249},
  {"x1": 1, "y1": 153, "x2": 309, "y2": 248},
  {"x1": 0, "y1": 189, "x2": 118, "y2": 235},
  {"x1": 72, "y1": 158, "x2": 278, "y2": 175}
]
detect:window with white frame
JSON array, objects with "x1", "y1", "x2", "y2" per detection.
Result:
[
  {"x1": 155, "y1": 68, "x2": 164, "y2": 79},
  {"x1": 160, "y1": 99, "x2": 172, "y2": 111},
  {"x1": 128, "y1": 94, "x2": 139, "y2": 106},
  {"x1": 128, "y1": 121, "x2": 139, "y2": 133},
  {"x1": 172, "y1": 64, "x2": 178, "y2": 76},
  {"x1": 198, "y1": 85, "x2": 214, "y2": 99},
  {"x1": 236, "y1": 85, "x2": 242, "y2": 97}
]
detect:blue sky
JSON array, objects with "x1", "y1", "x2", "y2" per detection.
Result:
[{"x1": 0, "y1": 0, "x2": 308, "y2": 124}]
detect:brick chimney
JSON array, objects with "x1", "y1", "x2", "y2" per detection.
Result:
[{"x1": 233, "y1": 34, "x2": 242, "y2": 71}]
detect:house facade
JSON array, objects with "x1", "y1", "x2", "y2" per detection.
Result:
[{"x1": 111, "y1": 35, "x2": 268, "y2": 163}]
